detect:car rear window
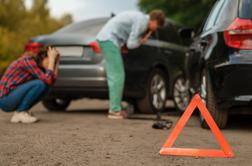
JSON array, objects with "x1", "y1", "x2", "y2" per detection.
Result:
[
  {"x1": 55, "y1": 18, "x2": 109, "y2": 35},
  {"x1": 239, "y1": 0, "x2": 252, "y2": 19}
]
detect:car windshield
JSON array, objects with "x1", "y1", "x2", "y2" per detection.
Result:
[{"x1": 239, "y1": 0, "x2": 252, "y2": 19}]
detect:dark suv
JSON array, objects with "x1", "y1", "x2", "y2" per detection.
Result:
[
  {"x1": 183, "y1": 0, "x2": 252, "y2": 128},
  {"x1": 25, "y1": 17, "x2": 190, "y2": 113}
]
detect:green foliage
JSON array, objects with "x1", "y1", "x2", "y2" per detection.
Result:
[
  {"x1": 139, "y1": 0, "x2": 215, "y2": 28},
  {"x1": 0, "y1": 0, "x2": 72, "y2": 73}
]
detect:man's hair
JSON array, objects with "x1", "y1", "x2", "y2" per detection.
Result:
[{"x1": 149, "y1": 10, "x2": 166, "y2": 27}]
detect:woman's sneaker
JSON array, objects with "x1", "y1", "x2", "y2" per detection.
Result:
[
  {"x1": 10, "y1": 112, "x2": 38, "y2": 124},
  {"x1": 108, "y1": 110, "x2": 128, "y2": 119}
]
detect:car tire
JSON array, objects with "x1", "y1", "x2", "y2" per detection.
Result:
[
  {"x1": 172, "y1": 75, "x2": 190, "y2": 112},
  {"x1": 42, "y1": 98, "x2": 71, "y2": 111},
  {"x1": 136, "y1": 69, "x2": 167, "y2": 114},
  {"x1": 199, "y1": 69, "x2": 228, "y2": 129}
]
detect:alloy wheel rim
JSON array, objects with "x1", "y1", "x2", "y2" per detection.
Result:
[
  {"x1": 173, "y1": 77, "x2": 190, "y2": 111},
  {"x1": 200, "y1": 74, "x2": 207, "y2": 121},
  {"x1": 56, "y1": 99, "x2": 67, "y2": 105},
  {"x1": 150, "y1": 74, "x2": 167, "y2": 110}
]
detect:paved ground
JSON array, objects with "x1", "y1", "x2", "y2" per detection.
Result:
[{"x1": 0, "y1": 99, "x2": 251, "y2": 166}]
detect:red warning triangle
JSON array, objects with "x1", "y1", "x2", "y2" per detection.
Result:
[{"x1": 159, "y1": 94, "x2": 235, "y2": 158}]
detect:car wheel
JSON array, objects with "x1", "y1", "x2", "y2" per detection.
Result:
[
  {"x1": 42, "y1": 98, "x2": 71, "y2": 111},
  {"x1": 137, "y1": 69, "x2": 167, "y2": 114},
  {"x1": 199, "y1": 69, "x2": 228, "y2": 129},
  {"x1": 172, "y1": 75, "x2": 190, "y2": 112}
]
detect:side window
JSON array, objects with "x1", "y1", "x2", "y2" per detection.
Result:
[
  {"x1": 215, "y1": 0, "x2": 238, "y2": 27},
  {"x1": 157, "y1": 21, "x2": 180, "y2": 44},
  {"x1": 239, "y1": 0, "x2": 252, "y2": 19},
  {"x1": 203, "y1": 0, "x2": 225, "y2": 31}
]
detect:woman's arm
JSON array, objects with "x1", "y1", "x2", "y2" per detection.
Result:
[
  {"x1": 23, "y1": 47, "x2": 59, "y2": 85},
  {"x1": 47, "y1": 47, "x2": 58, "y2": 71},
  {"x1": 23, "y1": 57, "x2": 55, "y2": 85},
  {"x1": 54, "y1": 56, "x2": 60, "y2": 77}
]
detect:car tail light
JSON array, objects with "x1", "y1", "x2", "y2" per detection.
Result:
[
  {"x1": 121, "y1": 45, "x2": 128, "y2": 54},
  {"x1": 24, "y1": 41, "x2": 43, "y2": 54},
  {"x1": 89, "y1": 41, "x2": 101, "y2": 54},
  {"x1": 224, "y1": 18, "x2": 252, "y2": 49}
]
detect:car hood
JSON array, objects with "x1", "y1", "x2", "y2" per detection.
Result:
[{"x1": 31, "y1": 33, "x2": 96, "y2": 46}]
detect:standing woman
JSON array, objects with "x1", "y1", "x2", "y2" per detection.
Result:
[{"x1": 0, "y1": 47, "x2": 60, "y2": 123}]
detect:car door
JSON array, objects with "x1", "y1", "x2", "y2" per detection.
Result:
[
  {"x1": 123, "y1": 32, "x2": 160, "y2": 96},
  {"x1": 186, "y1": 0, "x2": 226, "y2": 90},
  {"x1": 157, "y1": 20, "x2": 188, "y2": 89},
  {"x1": 199, "y1": 0, "x2": 226, "y2": 61}
]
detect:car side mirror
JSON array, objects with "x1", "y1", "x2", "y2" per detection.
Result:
[{"x1": 179, "y1": 28, "x2": 195, "y2": 39}]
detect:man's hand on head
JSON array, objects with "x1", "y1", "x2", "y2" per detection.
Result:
[{"x1": 141, "y1": 31, "x2": 153, "y2": 44}]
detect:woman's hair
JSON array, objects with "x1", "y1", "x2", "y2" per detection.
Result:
[{"x1": 28, "y1": 46, "x2": 49, "y2": 68}]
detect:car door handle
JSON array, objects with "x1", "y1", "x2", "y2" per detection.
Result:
[
  {"x1": 163, "y1": 50, "x2": 172, "y2": 55},
  {"x1": 199, "y1": 41, "x2": 208, "y2": 47}
]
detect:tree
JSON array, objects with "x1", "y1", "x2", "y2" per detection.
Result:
[
  {"x1": 138, "y1": 0, "x2": 215, "y2": 28},
  {"x1": 0, "y1": 0, "x2": 73, "y2": 73},
  {"x1": 0, "y1": 0, "x2": 26, "y2": 31}
]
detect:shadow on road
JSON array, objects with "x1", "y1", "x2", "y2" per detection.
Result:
[
  {"x1": 227, "y1": 114, "x2": 252, "y2": 130},
  {"x1": 63, "y1": 109, "x2": 108, "y2": 114},
  {"x1": 57, "y1": 108, "x2": 180, "y2": 122},
  {"x1": 54, "y1": 107, "x2": 252, "y2": 130}
]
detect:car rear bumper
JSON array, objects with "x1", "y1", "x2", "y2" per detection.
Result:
[
  {"x1": 46, "y1": 87, "x2": 109, "y2": 99},
  {"x1": 47, "y1": 62, "x2": 109, "y2": 99},
  {"x1": 46, "y1": 86, "x2": 143, "y2": 100},
  {"x1": 54, "y1": 62, "x2": 107, "y2": 87},
  {"x1": 214, "y1": 54, "x2": 252, "y2": 107},
  {"x1": 55, "y1": 77, "x2": 108, "y2": 87}
]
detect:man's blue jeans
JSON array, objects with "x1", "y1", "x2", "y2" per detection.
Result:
[{"x1": 0, "y1": 80, "x2": 49, "y2": 112}]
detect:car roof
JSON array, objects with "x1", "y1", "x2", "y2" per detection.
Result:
[
  {"x1": 54, "y1": 17, "x2": 110, "y2": 35},
  {"x1": 54, "y1": 16, "x2": 181, "y2": 35}
]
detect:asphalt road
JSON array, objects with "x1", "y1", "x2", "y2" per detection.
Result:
[{"x1": 0, "y1": 99, "x2": 251, "y2": 166}]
